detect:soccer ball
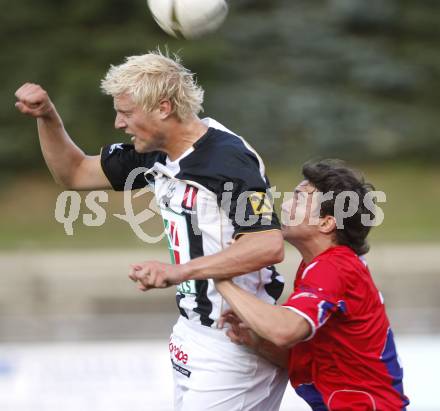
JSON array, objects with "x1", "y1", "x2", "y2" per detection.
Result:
[{"x1": 147, "y1": 0, "x2": 229, "y2": 39}]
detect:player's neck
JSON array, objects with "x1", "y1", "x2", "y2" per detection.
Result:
[
  {"x1": 296, "y1": 238, "x2": 336, "y2": 264},
  {"x1": 165, "y1": 116, "x2": 208, "y2": 161}
]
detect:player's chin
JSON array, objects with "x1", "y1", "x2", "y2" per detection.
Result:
[
  {"x1": 133, "y1": 141, "x2": 148, "y2": 153},
  {"x1": 134, "y1": 140, "x2": 157, "y2": 154}
]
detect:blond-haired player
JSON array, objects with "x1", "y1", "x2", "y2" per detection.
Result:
[{"x1": 15, "y1": 51, "x2": 288, "y2": 411}]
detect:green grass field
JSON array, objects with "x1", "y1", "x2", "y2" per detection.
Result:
[{"x1": 0, "y1": 164, "x2": 438, "y2": 249}]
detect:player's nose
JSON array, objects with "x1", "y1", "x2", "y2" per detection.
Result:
[{"x1": 114, "y1": 113, "x2": 127, "y2": 129}]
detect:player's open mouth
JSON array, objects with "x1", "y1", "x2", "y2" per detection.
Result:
[{"x1": 131, "y1": 136, "x2": 136, "y2": 142}]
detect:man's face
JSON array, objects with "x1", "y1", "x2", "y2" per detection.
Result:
[
  {"x1": 281, "y1": 180, "x2": 320, "y2": 242},
  {"x1": 113, "y1": 93, "x2": 166, "y2": 153}
]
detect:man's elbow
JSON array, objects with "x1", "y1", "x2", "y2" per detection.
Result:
[
  {"x1": 273, "y1": 238, "x2": 284, "y2": 264},
  {"x1": 271, "y1": 318, "x2": 312, "y2": 349},
  {"x1": 52, "y1": 174, "x2": 79, "y2": 190},
  {"x1": 54, "y1": 157, "x2": 89, "y2": 190},
  {"x1": 271, "y1": 328, "x2": 300, "y2": 349},
  {"x1": 50, "y1": 172, "x2": 72, "y2": 189}
]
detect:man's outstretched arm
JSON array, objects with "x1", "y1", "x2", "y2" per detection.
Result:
[
  {"x1": 15, "y1": 83, "x2": 111, "y2": 190},
  {"x1": 183, "y1": 230, "x2": 284, "y2": 280},
  {"x1": 215, "y1": 279, "x2": 311, "y2": 348},
  {"x1": 219, "y1": 310, "x2": 290, "y2": 369},
  {"x1": 129, "y1": 229, "x2": 284, "y2": 289}
]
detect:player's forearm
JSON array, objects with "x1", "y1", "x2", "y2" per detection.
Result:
[
  {"x1": 36, "y1": 108, "x2": 87, "y2": 188},
  {"x1": 216, "y1": 280, "x2": 308, "y2": 348},
  {"x1": 181, "y1": 230, "x2": 284, "y2": 281}
]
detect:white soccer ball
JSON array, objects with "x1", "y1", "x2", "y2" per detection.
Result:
[{"x1": 147, "y1": 0, "x2": 228, "y2": 39}]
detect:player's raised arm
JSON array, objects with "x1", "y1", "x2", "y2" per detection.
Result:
[{"x1": 15, "y1": 83, "x2": 111, "y2": 190}]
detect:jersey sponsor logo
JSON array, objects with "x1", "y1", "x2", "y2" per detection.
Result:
[
  {"x1": 177, "y1": 280, "x2": 197, "y2": 295},
  {"x1": 162, "y1": 209, "x2": 191, "y2": 265},
  {"x1": 171, "y1": 359, "x2": 191, "y2": 378},
  {"x1": 162, "y1": 209, "x2": 196, "y2": 294},
  {"x1": 164, "y1": 219, "x2": 181, "y2": 264},
  {"x1": 248, "y1": 192, "x2": 273, "y2": 215},
  {"x1": 169, "y1": 338, "x2": 189, "y2": 365}
]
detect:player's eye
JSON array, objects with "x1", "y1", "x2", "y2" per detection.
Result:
[{"x1": 117, "y1": 110, "x2": 132, "y2": 117}]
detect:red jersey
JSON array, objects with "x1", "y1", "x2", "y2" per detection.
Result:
[{"x1": 283, "y1": 246, "x2": 409, "y2": 410}]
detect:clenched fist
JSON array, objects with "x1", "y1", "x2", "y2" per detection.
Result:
[
  {"x1": 129, "y1": 261, "x2": 187, "y2": 291},
  {"x1": 15, "y1": 83, "x2": 54, "y2": 118}
]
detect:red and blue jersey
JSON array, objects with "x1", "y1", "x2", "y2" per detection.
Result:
[{"x1": 283, "y1": 246, "x2": 409, "y2": 410}]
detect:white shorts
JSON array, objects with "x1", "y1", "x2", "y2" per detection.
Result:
[{"x1": 169, "y1": 316, "x2": 288, "y2": 411}]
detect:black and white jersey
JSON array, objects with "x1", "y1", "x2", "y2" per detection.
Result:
[{"x1": 101, "y1": 118, "x2": 284, "y2": 328}]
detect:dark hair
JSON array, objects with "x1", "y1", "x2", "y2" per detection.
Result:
[{"x1": 302, "y1": 159, "x2": 375, "y2": 255}]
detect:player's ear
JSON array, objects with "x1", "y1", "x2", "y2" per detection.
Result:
[
  {"x1": 319, "y1": 215, "x2": 336, "y2": 234},
  {"x1": 158, "y1": 99, "x2": 172, "y2": 119}
]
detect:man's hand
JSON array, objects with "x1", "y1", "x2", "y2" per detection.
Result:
[
  {"x1": 15, "y1": 83, "x2": 55, "y2": 118},
  {"x1": 128, "y1": 261, "x2": 186, "y2": 291},
  {"x1": 219, "y1": 309, "x2": 261, "y2": 350},
  {"x1": 219, "y1": 308, "x2": 290, "y2": 369}
]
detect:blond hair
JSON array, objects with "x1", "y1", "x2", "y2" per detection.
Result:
[{"x1": 101, "y1": 51, "x2": 204, "y2": 120}]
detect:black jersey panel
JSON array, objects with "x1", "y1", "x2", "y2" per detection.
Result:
[
  {"x1": 184, "y1": 211, "x2": 214, "y2": 326},
  {"x1": 176, "y1": 129, "x2": 280, "y2": 237},
  {"x1": 264, "y1": 265, "x2": 285, "y2": 302},
  {"x1": 100, "y1": 143, "x2": 165, "y2": 191},
  {"x1": 194, "y1": 280, "x2": 215, "y2": 327},
  {"x1": 176, "y1": 294, "x2": 189, "y2": 319}
]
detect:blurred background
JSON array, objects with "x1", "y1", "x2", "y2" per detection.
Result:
[{"x1": 0, "y1": 0, "x2": 439, "y2": 410}]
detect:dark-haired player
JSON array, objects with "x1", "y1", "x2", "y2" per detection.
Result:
[{"x1": 217, "y1": 160, "x2": 409, "y2": 411}]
